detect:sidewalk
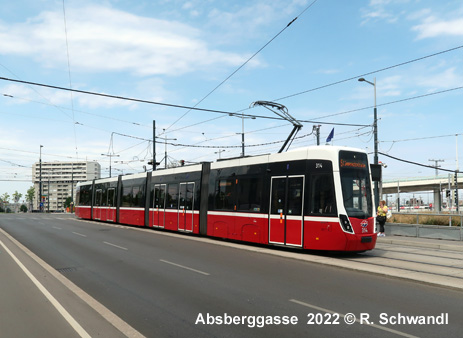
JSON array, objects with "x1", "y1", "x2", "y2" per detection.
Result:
[{"x1": 377, "y1": 234, "x2": 463, "y2": 252}]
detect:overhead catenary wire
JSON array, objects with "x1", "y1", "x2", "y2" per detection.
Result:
[
  {"x1": 0, "y1": 76, "x2": 370, "y2": 128},
  {"x1": 162, "y1": 0, "x2": 320, "y2": 133},
  {"x1": 62, "y1": 0, "x2": 79, "y2": 159},
  {"x1": 381, "y1": 132, "x2": 463, "y2": 144},
  {"x1": 311, "y1": 86, "x2": 463, "y2": 121},
  {"x1": 379, "y1": 152, "x2": 458, "y2": 173},
  {"x1": 166, "y1": 131, "x2": 314, "y2": 149},
  {"x1": 1, "y1": 44, "x2": 460, "y2": 153},
  {"x1": 273, "y1": 45, "x2": 463, "y2": 102}
]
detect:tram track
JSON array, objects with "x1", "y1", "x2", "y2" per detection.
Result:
[{"x1": 347, "y1": 242, "x2": 463, "y2": 283}]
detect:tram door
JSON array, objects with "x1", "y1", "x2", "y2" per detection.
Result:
[
  {"x1": 107, "y1": 188, "x2": 116, "y2": 221},
  {"x1": 178, "y1": 182, "x2": 194, "y2": 232},
  {"x1": 152, "y1": 184, "x2": 166, "y2": 228},
  {"x1": 94, "y1": 189, "x2": 102, "y2": 220},
  {"x1": 269, "y1": 176, "x2": 304, "y2": 247}
]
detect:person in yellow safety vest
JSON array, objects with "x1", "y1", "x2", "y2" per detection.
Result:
[{"x1": 376, "y1": 200, "x2": 388, "y2": 237}]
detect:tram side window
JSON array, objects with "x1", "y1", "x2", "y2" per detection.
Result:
[
  {"x1": 215, "y1": 178, "x2": 235, "y2": 210},
  {"x1": 287, "y1": 177, "x2": 303, "y2": 216},
  {"x1": 309, "y1": 174, "x2": 336, "y2": 215},
  {"x1": 166, "y1": 184, "x2": 179, "y2": 209},
  {"x1": 95, "y1": 190, "x2": 103, "y2": 206},
  {"x1": 237, "y1": 177, "x2": 262, "y2": 212},
  {"x1": 107, "y1": 188, "x2": 116, "y2": 207},
  {"x1": 78, "y1": 185, "x2": 92, "y2": 206},
  {"x1": 122, "y1": 185, "x2": 132, "y2": 207},
  {"x1": 101, "y1": 187, "x2": 108, "y2": 206},
  {"x1": 132, "y1": 186, "x2": 142, "y2": 208}
]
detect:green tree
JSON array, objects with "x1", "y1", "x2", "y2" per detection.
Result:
[
  {"x1": 64, "y1": 197, "x2": 73, "y2": 209},
  {"x1": 1, "y1": 193, "x2": 10, "y2": 204},
  {"x1": 26, "y1": 186, "x2": 35, "y2": 203},
  {"x1": 13, "y1": 191, "x2": 22, "y2": 203},
  {"x1": 20, "y1": 204, "x2": 28, "y2": 212},
  {"x1": 0, "y1": 193, "x2": 10, "y2": 212}
]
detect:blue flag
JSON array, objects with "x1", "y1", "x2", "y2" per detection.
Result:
[{"x1": 326, "y1": 128, "x2": 334, "y2": 143}]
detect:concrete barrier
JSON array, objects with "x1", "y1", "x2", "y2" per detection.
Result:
[{"x1": 385, "y1": 223, "x2": 462, "y2": 241}]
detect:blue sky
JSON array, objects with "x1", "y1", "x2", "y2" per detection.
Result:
[{"x1": 0, "y1": 0, "x2": 462, "y2": 201}]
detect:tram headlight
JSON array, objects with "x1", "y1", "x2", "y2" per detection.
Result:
[{"x1": 339, "y1": 214, "x2": 354, "y2": 234}]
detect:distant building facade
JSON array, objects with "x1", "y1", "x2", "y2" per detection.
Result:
[{"x1": 32, "y1": 161, "x2": 100, "y2": 211}]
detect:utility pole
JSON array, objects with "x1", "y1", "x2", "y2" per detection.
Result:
[
  {"x1": 161, "y1": 129, "x2": 177, "y2": 169},
  {"x1": 71, "y1": 162, "x2": 74, "y2": 213},
  {"x1": 454, "y1": 171, "x2": 459, "y2": 212},
  {"x1": 429, "y1": 159, "x2": 444, "y2": 177},
  {"x1": 153, "y1": 120, "x2": 156, "y2": 171},
  {"x1": 39, "y1": 145, "x2": 43, "y2": 212},
  {"x1": 101, "y1": 153, "x2": 120, "y2": 177},
  {"x1": 312, "y1": 125, "x2": 321, "y2": 145}
]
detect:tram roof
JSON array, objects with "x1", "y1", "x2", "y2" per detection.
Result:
[
  {"x1": 210, "y1": 145, "x2": 366, "y2": 170},
  {"x1": 76, "y1": 145, "x2": 367, "y2": 187}
]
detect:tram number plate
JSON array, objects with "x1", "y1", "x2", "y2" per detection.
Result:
[{"x1": 361, "y1": 236, "x2": 372, "y2": 243}]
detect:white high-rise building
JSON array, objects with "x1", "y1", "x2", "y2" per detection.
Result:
[{"x1": 32, "y1": 161, "x2": 100, "y2": 211}]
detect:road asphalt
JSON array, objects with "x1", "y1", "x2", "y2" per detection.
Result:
[{"x1": 1, "y1": 219, "x2": 461, "y2": 337}]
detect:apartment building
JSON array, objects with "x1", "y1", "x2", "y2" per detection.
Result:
[{"x1": 32, "y1": 161, "x2": 101, "y2": 211}]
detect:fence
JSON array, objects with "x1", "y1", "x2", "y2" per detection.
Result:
[{"x1": 387, "y1": 212, "x2": 463, "y2": 241}]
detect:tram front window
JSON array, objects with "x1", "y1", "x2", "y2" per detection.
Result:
[{"x1": 339, "y1": 151, "x2": 372, "y2": 219}]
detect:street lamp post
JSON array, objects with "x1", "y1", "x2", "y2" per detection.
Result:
[
  {"x1": 214, "y1": 149, "x2": 225, "y2": 159},
  {"x1": 241, "y1": 113, "x2": 245, "y2": 157},
  {"x1": 233, "y1": 113, "x2": 255, "y2": 157},
  {"x1": 39, "y1": 145, "x2": 43, "y2": 212},
  {"x1": 161, "y1": 129, "x2": 177, "y2": 169},
  {"x1": 358, "y1": 77, "x2": 379, "y2": 207}
]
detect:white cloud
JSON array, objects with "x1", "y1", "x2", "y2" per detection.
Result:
[
  {"x1": 412, "y1": 17, "x2": 463, "y2": 39},
  {"x1": 0, "y1": 82, "x2": 141, "y2": 114},
  {"x1": 380, "y1": 75, "x2": 402, "y2": 97},
  {"x1": 360, "y1": 0, "x2": 401, "y2": 24},
  {"x1": 316, "y1": 68, "x2": 340, "y2": 75},
  {"x1": 415, "y1": 67, "x2": 461, "y2": 90},
  {"x1": 0, "y1": 5, "x2": 250, "y2": 76},
  {"x1": 206, "y1": 0, "x2": 308, "y2": 41}
]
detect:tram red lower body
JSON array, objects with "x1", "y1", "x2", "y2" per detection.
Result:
[
  {"x1": 93, "y1": 207, "x2": 117, "y2": 222},
  {"x1": 75, "y1": 206, "x2": 91, "y2": 219},
  {"x1": 75, "y1": 208, "x2": 376, "y2": 251},
  {"x1": 207, "y1": 213, "x2": 376, "y2": 251},
  {"x1": 148, "y1": 209, "x2": 200, "y2": 233}
]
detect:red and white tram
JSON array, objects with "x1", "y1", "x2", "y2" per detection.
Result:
[{"x1": 76, "y1": 146, "x2": 377, "y2": 251}]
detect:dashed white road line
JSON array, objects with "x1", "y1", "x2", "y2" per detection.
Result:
[
  {"x1": 289, "y1": 299, "x2": 418, "y2": 338},
  {"x1": 103, "y1": 241, "x2": 128, "y2": 251},
  {"x1": 160, "y1": 259, "x2": 210, "y2": 276},
  {"x1": 72, "y1": 232, "x2": 87, "y2": 237}
]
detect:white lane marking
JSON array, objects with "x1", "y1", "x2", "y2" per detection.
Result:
[
  {"x1": 0, "y1": 238, "x2": 91, "y2": 338},
  {"x1": 0, "y1": 228, "x2": 145, "y2": 337},
  {"x1": 160, "y1": 259, "x2": 210, "y2": 276},
  {"x1": 289, "y1": 299, "x2": 418, "y2": 338},
  {"x1": 103, "y1": 241, "x2": 128, "y2": 251},
  {"x1": 72, "y1": 232, "x2": 87, "y2": 237},
  {"x1": 52, "y1": 226, "x2": 62, "y2": 230}
]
